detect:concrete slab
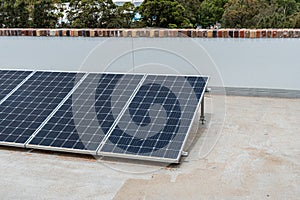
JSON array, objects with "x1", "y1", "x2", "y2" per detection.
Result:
[{"x1": 0, "y1": 96, "x2": 299, "y2": 199}]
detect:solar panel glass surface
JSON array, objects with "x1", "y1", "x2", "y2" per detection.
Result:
[
  {"x1": 0, "y1": 70, "x2": 208, "y2": 163},
  {"x1": 28, "y1": 73, "x2": 144, "y2": 153},
  {"x1": 0, "y1": 70, "x2": 32, "y2": 101},
  {"x1": 0, "y1": 71, "x2": 78, "y2": 144},
  {"x1": 99, "y1": 75, "x2": 208, "y2": 162}
]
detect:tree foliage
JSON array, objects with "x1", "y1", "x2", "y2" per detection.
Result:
[
  {"x1": 222, "y1": 0, "x2": 300, "y2": 28},
  {"x1": 67, "y1": 0, "x2": 117, "y2": 28},
  {"x1": 222, "y1": 0, "x2": 263, "y2": 28},
  {"x1": 114, "y1": 2, "x2": 135, "y2": 28},
  {"x1": 0, "y1": 0, "x2": 61, "y2": 28},
  {"x1": 32, "y1": 0, "x2": 61, "y2": 28},
  {"x1": 0, "y1": 0, "x2": 299, "y2": 28},
  {"x1": 0, "y1": 0, "x2": 30, "y2": 28},
  {"x1": 177, "y1": 0, "x2": 202, "y2": 26},
  {"x1": 199, "y1": 0, "x2": 228, "y2": 28},
  {"x1": 136, "y1": 0, "x2": 191, "y2": 28}
]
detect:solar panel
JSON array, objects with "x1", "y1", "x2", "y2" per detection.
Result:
[
  {"x1": 26, "y1": 73, "x2": 144, "y2": 154},
  {"x1": 0, "y1": 69, "x2": 208, "y2": 163},
  {"x1": 0, "y1": 70, "x2": 33, "y2": 101},
  {"x1": 98, "y1": 75, "x2": 208, "y2": 163},
  {"x1": 0, "y1": 71, "x2": 80, "y2": 146}
]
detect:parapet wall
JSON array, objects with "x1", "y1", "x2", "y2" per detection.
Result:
[
  {"x1": 0, "y1": 28, "x2": 300, "y2": 38},
  {"x1": 0, "y1": 29, "x2": 299, "y2": 97}
]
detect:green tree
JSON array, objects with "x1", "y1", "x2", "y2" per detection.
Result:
[
  {"x1": 32, "y1": 0, "x2": 61, "y2": 28},
  {"x1": 0, "y1": 0, "x2": 30, "y2": 28},
  {"x1": 114, "y1": 2, "x2": 135, "y2": 28},
  {"x1": 104, "y1": 2, "x2": 136, "y2": 28},
  {"x1": 221, "y1": 0, "x2": 265, "y2": 28},
  {"x1": 292, "y1": 10, "x2": 300, "y2": 27},
  {"x1": 222, "y1": 0, "x2": 300, "y2": 28},
  {"x1": 270, "y1": 0, "x2": 300, "y2": 27},
  {"x1": 136, "y1": 0, "x2": 191, "y2": 28},
  {"x1": 199, "y1": 0, "x2": 228, "y2": 28},
  {"x1": 68, "y1": 0, "x2": 99, "y2": 28},
  {"x1": 177, "y1": 0, "x2": 202, "y2": 26},
  {"x1": 67, "y1": 0, "x2": 117, "y2": 28}
]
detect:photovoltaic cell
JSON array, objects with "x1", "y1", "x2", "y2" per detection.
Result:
[
  {"x1": 99, "y1": 75, "x2": 208, "y2": 162},
  {"x1": 0, "y1": 71, "x2": 79, "y2": 145},
  {"x1": 28, "y1": 73, "x2": 144, "y2": 153},
  {"x1": 0, "y1": 70, "x2": 32, "y2": 101}
]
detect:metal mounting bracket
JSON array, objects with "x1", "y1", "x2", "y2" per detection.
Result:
[{"x1": 181, "y1": 151, "x2": 189, "y2": 157}]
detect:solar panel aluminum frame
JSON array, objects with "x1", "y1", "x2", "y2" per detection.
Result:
[
  {"x1": 98, "y1": 151, "x2": 179, "y2": 163},
  {"x1": 0, "y1": 68, "x2": 34, "y2": 72},
  {"x1": 25, "y1": 144, "x2": 98, "y2": 155},
  {"x1": 97, "y1": 75, "x2": 210, "y2": 164},
  {"x1": 0, "y1": 141, "x2": 27, "y2": 148}
]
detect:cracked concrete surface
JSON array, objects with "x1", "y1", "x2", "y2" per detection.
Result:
[{"x1": 0, "y1": 96, "x2": 299, "y2": 199}]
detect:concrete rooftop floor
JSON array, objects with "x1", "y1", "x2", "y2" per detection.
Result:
[{"x1": 0, "y1": 95, "x2": 299, "y2": 199}]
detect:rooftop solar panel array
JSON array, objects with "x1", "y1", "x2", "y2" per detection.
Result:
[{"x1": 0, "y1": 70, "x2": 208, "y2": 163}]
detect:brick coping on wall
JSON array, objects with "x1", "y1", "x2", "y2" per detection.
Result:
[{"x1": 0, "y1": 28, "x2": 300, "y2": 38}]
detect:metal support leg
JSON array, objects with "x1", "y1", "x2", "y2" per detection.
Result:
[{"x1": 200, "y1": 98, "x2": 205, "y2": 124}]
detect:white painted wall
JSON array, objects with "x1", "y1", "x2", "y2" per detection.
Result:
[{"x1": 0, "y1": 37, "x2": 299, "y2": 91}]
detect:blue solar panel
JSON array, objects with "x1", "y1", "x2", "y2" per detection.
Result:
[
  {"x1": 0, "y1": 70, "x2": 32, "y2": 101},
  {"x1": 27, "y1": 73, "x2": 144, "y2": 153},
  {"x1": 0, "y1": 71, "x2": 79, "y2": 145},
  {"x1": 0, "y1": 70, "x2": 208, "y2": 163},
  {"x1": 98, "y1": 75, "x2": 208, "y2": 162}
]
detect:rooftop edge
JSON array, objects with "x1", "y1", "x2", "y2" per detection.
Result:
[{"x1": 0, "y1": 28, "x2": 300, "y2": 38}]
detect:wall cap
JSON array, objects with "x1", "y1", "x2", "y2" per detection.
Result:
[{"x1": 0, "y1": 28, "x2": 299, "y2": 38}]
